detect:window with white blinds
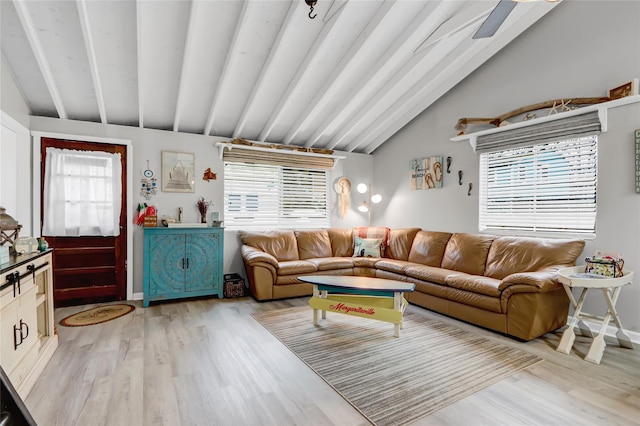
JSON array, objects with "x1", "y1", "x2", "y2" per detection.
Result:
[
  {"x1": 224, "y1": 161, "x2": 330, "y2": 230},
  {"x1": 479, "y1": 135, "x2": 597, "y2": 238}
]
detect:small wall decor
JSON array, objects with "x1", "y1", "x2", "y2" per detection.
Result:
[
  {"x1": 458, "y1": 170, "x2": 463, "y2": 185},
  {"x1": 608, "y1": 79, "x2": 639, "y2": 99},
  {"x1": 140, "y1": 178, "x2": 157, "y2": 199},
  {"x1": 335, "y1": 177, "x2": 352, "y2": 218},
  {"x1": 410, "y1": 156, "x2": 443, "y2": 190},
  {"x1": 162, "y1": 151, "x2": 195, "y2": 193},
  {"x1": 202, "y1": 168, "x2": 217, "y2": 181},
  {"x1": 446, "y1": 156, "x2": 452, "y2": 173},
  {"x1": 468, "y1": 182, "x2": 473, "y2": 196},
  {"x1": 635, "y1": 129, "x2": 640, "y2": 193}
]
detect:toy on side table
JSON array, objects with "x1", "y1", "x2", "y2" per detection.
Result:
[{"x1": 557, "y1": 253, "x2": 634, "y2": 364}]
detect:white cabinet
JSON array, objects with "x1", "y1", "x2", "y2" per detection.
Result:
[{"x1": 0, "y1": 250, "x2": 58, "y2": 397}]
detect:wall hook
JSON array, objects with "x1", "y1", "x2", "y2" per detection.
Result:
[
  {"x1": 458, "y1": 170, "x2": 463, "y2": 185},
  {"x1": 468, "y1": 182, "x2": 473, "y2": 196},
  {"x1": 305, "y1": 0, "x2": 317, "y2": 19},
  {"x1": 446, "y1": 156, "x2": 452, "y2": 173}
]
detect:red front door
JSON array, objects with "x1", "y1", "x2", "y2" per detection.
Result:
[{"x1": 41, "y1": 137, "x2": 127, "y2": 307}]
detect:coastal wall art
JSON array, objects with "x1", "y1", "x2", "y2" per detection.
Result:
[
  {"x1": 410, "y1": 156, "x2": 443, "y2": 190},
  {"x1": 162, "y1": 151, "x2": 195, "y2": 193}
]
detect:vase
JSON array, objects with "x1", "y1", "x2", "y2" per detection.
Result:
[
  {"x1": 38, "y1": 237, "x2": 49, "y2": 251},
  {"x1": 200, "y1": 213, "x2": 207, "y2": 224}
]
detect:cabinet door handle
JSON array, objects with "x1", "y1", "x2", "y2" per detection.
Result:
[
  {"x1": 20, "y1": 319, "x2": 29, "y2": 341},
  {"x1": 186, "y1": 258, "x2": 189, "y2": 269},
  {"x1": 8, "y1": 271, "x2": 19, "y2": 297},
  {"x1": 182, "y1": 258, "x2": 185, "y2": 269},
  {"x1": 13, "y1": 320, "x2": 27, "y2": 350},
  {"x1": 27, "y1": 263, "x2": 35, "y2": 279},
  {"x1": 14, "y1": 324, "x2": 20, "y2": 350}
]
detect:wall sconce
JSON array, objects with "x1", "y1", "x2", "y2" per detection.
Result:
[{"x1": 356, "y1": 183, "x2": 382, "y2": 225}]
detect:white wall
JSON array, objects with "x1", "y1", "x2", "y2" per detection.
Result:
[
  {"x1": 1, "y1": 55, "x2": 33, "y2": 236},
  {"x1": 373, "y1": 0, "x2": 640, "y2": 332},
  {"x1": 28, "y1": 116, "x2": 372, "y2": 296}
]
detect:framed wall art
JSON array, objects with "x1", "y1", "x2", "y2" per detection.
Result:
[
  {"x1": 162, "y1": 151, "x2": 195, "y2": 193},
  {"x1": 410, "y1": 156, "x2": 443, "y2": 190}
]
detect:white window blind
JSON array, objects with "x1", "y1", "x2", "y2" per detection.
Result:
[
  {"x1": 224, "y1": 161, "x2": 329, "y2": 230},
  {"x1": 479, "y1": 135, "x2": 597, "y2": 238}
]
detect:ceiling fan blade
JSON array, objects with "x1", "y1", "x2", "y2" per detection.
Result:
[{"x1": 472, "y1": 0, "x2": 518, "y2": 39}]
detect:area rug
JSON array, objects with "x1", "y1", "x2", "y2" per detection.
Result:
[
  {"x1": 253, "y1": 307, "x2": 543, "y2": 426},
  {"x1": 59, "y1": 304, "x2": 135, "y2": 327}
]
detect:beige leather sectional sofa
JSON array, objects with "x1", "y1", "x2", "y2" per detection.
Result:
[{"x1": 239, "y1": 228, "x2": 585, "y2": 340}]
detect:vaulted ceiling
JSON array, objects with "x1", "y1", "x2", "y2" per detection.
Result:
[{"x1": 1, "y1": 0, "x2": 560, "y2": 154}]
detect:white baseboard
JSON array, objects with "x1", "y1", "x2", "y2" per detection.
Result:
[
  {"x1": 132, "y1": 292, "x2": 144, "y2": 301},
  {"x1": 566, "y1": 315, "x2": 640, "y2": 344}
]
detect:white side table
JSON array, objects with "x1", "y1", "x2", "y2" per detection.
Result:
[{"x1": 557, "y1": 266, "x2": 634, "y2": 364}]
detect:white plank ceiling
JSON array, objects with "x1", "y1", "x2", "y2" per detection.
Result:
[{"x1": 1, "y1": 0, "x2": 560, "y2": 153}]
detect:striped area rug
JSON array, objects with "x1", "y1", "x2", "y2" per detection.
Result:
[{"x1": 253, "y1": 306, "x2": 542, "y2": 426}]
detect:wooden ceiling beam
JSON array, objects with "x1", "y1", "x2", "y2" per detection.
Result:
[
  {"x1": 136, "y1": 0, "x2": 144, "y2": 128},
  {"x1": 173, "y1": 0, "x2": 199, "y2": 132},
  {"x1": 233, "y1": 0, "x2": 301, "y2": 139},
  {"x1": 362, "y1": 2, "x2": 557, "y2": 154},
  {"x1": 76, "y1": 0, "x2": 107, "y2": 124},
  {"x1": 257, "y1": 0, "x2": 353, "y2": 143},
  {"x1": 307, "y1": 0, "x2": 458, "y2": 150},
  {"x1": 283, "y1": 0, "x2": 397, "y2": 147},
  {"x1": 12, "y1": 0, "x2": 67, "y2": 120}
]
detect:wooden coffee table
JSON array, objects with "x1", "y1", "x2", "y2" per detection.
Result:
[{"x1": 299, "y1": 275, "x2": 415, "y2": 337}]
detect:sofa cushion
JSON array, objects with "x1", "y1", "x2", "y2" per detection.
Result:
[
  {"x1": 376, "y1": 259, "x2": 418, "y2": 274},
  {"x1": 353, "y1": 237, "x2": 383, "y2": 258},
  {"x1": 386, "y1": 228, "x2": 421, "y2": 260},
  {"x1": 404, "y1": 264, "x2": 465, "y2": 285},
  {"x1": 407, "y1": 230, "x2": 452, "y2": 266},
  {"x1": 441, "y1": 233, "x2": 495, "y2": 276},
  {"x1": 308, "y1": 257, "x2": 354, "y2": 271},
  {"x1": 484, "y1": 236, "x2": 585, "y2": 280},
  {"x1": 446, "y1": 274, "x2": 502, "y2": 297},
  {"x1": 352, "y1": 257, "x2": 380, "y2": 268},
  {"x1": 240, "y1": 230, "x2": 299, "y2": 261},
  {"x1": 447, "y1": 287, "x2": 503, "y2": 313},
  {"x1": 295, "y1": 229, "x2": 333, "y2": 259},
  {"x1": 276, "y1": 260, "x2": 318, "y2": 276},
  {"x1": 327, "y1": 228, "x2": 354, "y2": 257}
]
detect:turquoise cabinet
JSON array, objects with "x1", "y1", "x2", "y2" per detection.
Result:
[{"x1": 143, "y1": 227, "x2": 223, "y2": 307}]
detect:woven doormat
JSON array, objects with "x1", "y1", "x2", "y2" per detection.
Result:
[{"x1": 60, "y1": 304, "x2": 135, "y2": 327}]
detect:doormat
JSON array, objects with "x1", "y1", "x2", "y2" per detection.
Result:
[{"x1": 59, "y1": 304, "x2": 135, "y2": 327}]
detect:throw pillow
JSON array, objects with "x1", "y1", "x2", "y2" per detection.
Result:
[
  {"x1": 353, "y1": 226, "x2": 391, "y2": 256},
  {"x1": 353, "y1": 237, "x2": 383, "y2": 258}
]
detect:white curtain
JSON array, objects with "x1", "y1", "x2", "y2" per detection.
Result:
[{"x1": 43, "y1": 147, "x2": 122, "y2": 236}]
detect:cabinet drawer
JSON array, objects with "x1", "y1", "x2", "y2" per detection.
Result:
[{"x1": 1, "y1": 256, "x2": 41, "y2": 309}]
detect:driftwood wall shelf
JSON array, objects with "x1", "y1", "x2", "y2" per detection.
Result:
[{"x1": 455, "y1": 97, "x2": 610, "y2": 136}]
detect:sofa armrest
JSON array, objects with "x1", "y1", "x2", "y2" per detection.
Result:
[
  {"x1": 500, "y1": 266, "x2": 565, "y2": 292},
  {"x1": 241, "y1": 245, "x2": 279, "y2": 269}
]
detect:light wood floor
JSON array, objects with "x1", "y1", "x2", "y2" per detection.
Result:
[{"x1": 25, "y1": 296, "x2": 640, "y2": 426}]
